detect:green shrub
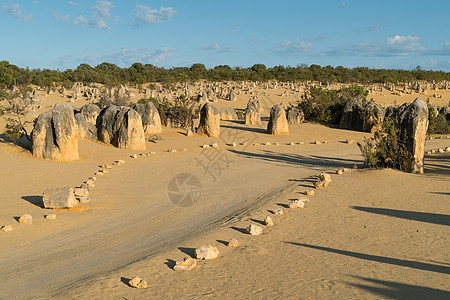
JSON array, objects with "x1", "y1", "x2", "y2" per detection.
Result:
[
  {"x1": 357, "y1": 118, "x2": 412, "y2": 171},
  {"x1": 427, "y1": 106, "x2": 449, "y2": 134}
]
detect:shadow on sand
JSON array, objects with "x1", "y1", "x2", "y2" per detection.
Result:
[
  {"x1": 285, "y1": 242, "x2": 450, "y2": 275},
  {"x1": 351, "y1": 206, "x2": 450, "y2": 226},
  {"x1": 21, "y1": 195, "x2": 44, "y2": 208},
  {"x1": 346, "y1": 276, "x2": 450, "y2": 299}
]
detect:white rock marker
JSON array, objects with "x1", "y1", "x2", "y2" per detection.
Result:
[
  {"x1": 45, "y1": 214, "x2": 56, "y2": 220},
  {"x1": 315, "y1": 173, "x2": 332, "y2": 189},
  {"x1": 129, "y1": 277, "x2": 148, "y2": 289},
  {"x1": 228, "y1": 238, "x2": 240, "y2": 248},
  {"x1": 195, "y1": 244, "x2": 219, "y2": 260},
  {"x1": 246, "y1": 224, "x2": 263, "y2": 235},
  {"x1": 174, "y1": 257, "x2": 197, "y2": 271},
  {"x1": 264, "y1": 216, "x2": 274, "y2": 226},
  {"x1": 1, "y1": 225, "x2": 13, "y2": 232},
  {"x1": 19, "y1": 214, "x2": 33, "y2": 224}
]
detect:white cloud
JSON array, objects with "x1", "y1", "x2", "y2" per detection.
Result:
[
  {"x1": 74, "y1": 0, "x2": 112, "y2": 30},
  {"x1": 327, "y1": 35, "x2": 426, "y2": 57},
  {"x1": 68, "y1": 1, "x2": 77, "y2": 6},
  {"x1": 339, "y1": 2, "x2": 347, "y2": 7},
  {"x1": 2, "y1": 3, "x2": 32, "y2": 22},
  {"x1": 198, "y1": 44, "x2": 220, "y2": 51},
  {"x1": 197, "y1": 44, "x2": 234, "y2": 54},
  {"x1": 74, "y1": 15, "x2": 89, "y2": 27},
  {"x1": 277, "y1": 39, "x2": 313, "y2": 56},
  {"x1": 135, "y1": 5, "x2": 176, "y2": 25},
  {"x1": 58, "y1": 47, "x2": 175, "y2": 68},
  {"x1": 50, "y1": 9, "x2": 70, "y2": 24}
]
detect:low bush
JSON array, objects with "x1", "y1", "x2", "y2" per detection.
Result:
[{"x1": 357, "y1": 118, "x2": 412, "y2": 171}]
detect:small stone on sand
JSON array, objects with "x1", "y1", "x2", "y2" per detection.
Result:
[
  {"x1": 19, "y1": 214, "x2": 33, "y2": 225},
  {"x1": 195, "y1": 244, "x2": 219, "y2": 260},
  {"x1": 288, "y1": 200, "x2": 305, "y2": 208},
  {"x1": 1, "y1": 225, "x2": 13, "y2": 232},
  {"x1": 228, "y1": 238, "x2": 240, "y2": 248},
  {"x1": 264, "y1": 216, "x2": 274, "y2": 226},
  {"x1": 129, "y1": 277, "x2": 148, "y2": 289},
  {"x1": 174, "y1": 257, "x2": 197, "y2": 271},
  {"x1": 45, "y1": 214, "x2": 56, "y2": 220},
  {"x1": 246, "y1": 224, "x2": 263, "y2": 235}
]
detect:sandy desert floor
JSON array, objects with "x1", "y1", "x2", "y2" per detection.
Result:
[{"x1": 0, "y1": 85, "x2": 449, "y2": 299}]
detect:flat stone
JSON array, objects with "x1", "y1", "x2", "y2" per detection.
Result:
[
  {"x1": 336, "y1": 169, "x2": 343, "y2": 175},
  {"x1": 346, "y1": 139, "x2": 355, "y2": 144},
  {"x1": 43, "y1": 187, "x2": 77, "y2": 209},
  {"x1": 173, "y1": 257, "x2": 197, "y2": 271},
  {"x1": 202, "y1": 144, "x2": 211, "y2": 149},
  {"x1": 212, "y1": 143, "x2": 219, "y2": 148},
  {"x1": 74, "y1": 187, "x2": 89, "y2": 197},
  {"x1": 195, "y1": 244, "x2": 219, "y2": 260},
  {"x1": 305, "y1": 190, "x2": 315, "y2": 196},
  {"x1": 246, "y1": 224, "x2": 263, "y2": 235},
  {"x1": 19, "y1": 214, "x2": 33, "y2": 224}
]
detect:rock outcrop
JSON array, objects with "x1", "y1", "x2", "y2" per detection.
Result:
[
  {"x1": 97, "y1": 105, "x2": 146, "y2": 150},
  {"x1": 397, "y1": 98, "x2": 429, "y2": 173},
  {"x1": 267, "y1": 105, "x2": 289, "y2": 134},
  {"x1": 197, "y1": 102, "x2": 220, "y2": 137},
  {"x1": 286, "y1": 107, "x2": 304, "y2": 124},
  {"x1": 133, "y1": 102, "x2": 162, "y2": 134},
  {"x1": 31, "y1": 104, "x2": 79, "y2": 161},
  {"x1": 245, "y1": 104, "x2": 260, "y2": 125},
  {"x1": 219, "y1": 108, "x2": 239, "y2": 120},
  {"x1": 340, "y1": 98, "x2": 384, "y2": 132}
]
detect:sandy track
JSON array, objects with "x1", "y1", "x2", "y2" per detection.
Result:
[{"x1": 0, "y1": 121, "x2": 374, "y2": 299}]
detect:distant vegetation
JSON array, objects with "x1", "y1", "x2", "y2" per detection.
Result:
[{"x1": 1, "y1": 61, "x2": 450, "y2": 89}]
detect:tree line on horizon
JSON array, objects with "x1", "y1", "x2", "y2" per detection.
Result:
[{"x1": 1, "y1": 60, "x2": 450, "y2": 89}]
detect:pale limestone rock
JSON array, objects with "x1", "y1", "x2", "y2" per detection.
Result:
[
  {"x1": 43, "y1": 187, "x2": 77, "y2": 209},
  {"x1": 314, "y1": 173, "x2": 332, "y2": 189},
  {"x1": 31, "y1": 104, "x2": 79, "y2": 161},
  {"x1": 305, "y1": 190, "x2": 315, "y2": 196},
  {"x1": 346, "y1": 139, "x2": 355, "y2": 144},
  {"x1": 212, "y1": 142, "x2": 219, "y2": 148},
  {"x1": 195, "y1": 244, "x2": 219, "y2": 260},
  {"x1": 45, "y1": 214, "x2": 56, "y2": 220},
  {"x1": 336, "y1": 169, "x2": 344, "y2": 175},
  {"x1": 129, "y1": 277, "x2": 148, "y2": 289},
  {"x1": 273, "y1": 208, "x2": 284, "y2": 215},
  {"x1": 19, "y1": 214, "x2": 33, "y2": 225},
  {"x1": 228, "y1": 238, "x2": 240, "y2": 248},
  {"x1": 397, "y1": 98, "x2": 429, "y2": 173},
  {"x1": 267, "y1": 105, "x2": 289, "y2": 135},
  {"x1": 314, "y1": 141, "x2": 321, "y2": 145},
  {"x1": 186, "y1": 128, "x2": 194, "y2": 137},
  {"x1": 174, "y1": 257, "x2": 197, "y2": 271},
  {"x1": 202, "y1": 144, "x2": 211, "y2": 149},
  {"x1": 1, "y1": 225, "x2": 13, "y2": 232},
  {"x1": 264, "y1": 216, "x2": 274, "y2": 226},
  {"x1": 288, "y1": 199, "x2": 305, "y2": 208},
  {"x1": 197, "y1": 102, "x2": 220, "y2": 138},
  {"x1": 245, "y1": 224, "x2": 263, "y2": 235}
]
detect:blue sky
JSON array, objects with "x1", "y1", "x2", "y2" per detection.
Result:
[{"x1": 1, "y1": 0, "x2": 449, "y2": 71}]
